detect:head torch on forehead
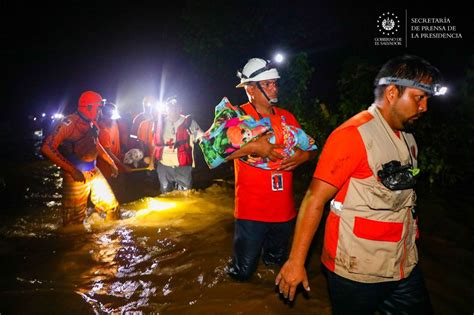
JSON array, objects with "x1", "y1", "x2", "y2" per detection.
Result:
[
  {"x1": 378, "y1": 77, "x2": 447, "y2": 96},
  {"x1": 167, "y1": 98, "x2": 178, "y2": 106}
]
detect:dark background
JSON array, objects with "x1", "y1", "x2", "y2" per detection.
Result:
[
  {"x1": 0, "y1": 0, "x2": 472, "y2": 200},
  {"x1": 1, "y1": 1, "x2": 471, "y2": 124},
  {"x1": 0, "y1": 2, "x2": 472, "y2": 312}
]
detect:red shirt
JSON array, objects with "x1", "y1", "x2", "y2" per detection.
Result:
[{"x1": 234, "y1": 103, "x2": 301, "y2": 222}]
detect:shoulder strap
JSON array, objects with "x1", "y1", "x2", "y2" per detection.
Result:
[{"x1": 240, "y1": 103, "x2": 276, "y2": 120}]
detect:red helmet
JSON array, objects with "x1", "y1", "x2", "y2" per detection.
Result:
[{"x1": 78, "y1": 91, "x2": 103, "y2": 121}]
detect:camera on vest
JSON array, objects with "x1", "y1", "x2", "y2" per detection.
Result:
[{"x1": 377, "y1": 160, "x2": 417, "y2": 191}]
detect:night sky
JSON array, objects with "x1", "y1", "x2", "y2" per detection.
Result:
[{"x1": 2, "y1": 1, "x2": 471, "y2": 124}]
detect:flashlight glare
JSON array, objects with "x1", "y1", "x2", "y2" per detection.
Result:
[
  {"x1": 134, "y1": 198, "x2": 177, "y2": 217},
  {"x1": 111, "y1": 109, "x2": 121, "y2": 120},
  {"x1": 52, "y1": 113, "x2": 64, "y2": 120},
  {"x1": 274, "y1": 53, "x2": 284, "y2": 63},
  {"x1": 437, "y1": 86, "x2": 448, "y2": 95},
  {"x1": 155, "y1": 101, "x2": 166, "y2": 113}
]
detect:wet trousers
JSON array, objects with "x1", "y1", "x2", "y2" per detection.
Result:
[
  {"x1": 62, "y1": 168, "x2": 118, "y2": 225},
  {"x1": 325, "y1": 265, "x2": 433, "y2": 314},
  {"x1": 156, "y1": 162, "x2": 192, "y2": 193},
  {"x1": 227, "y1": 218, "x2": 295, "y2": 281}
]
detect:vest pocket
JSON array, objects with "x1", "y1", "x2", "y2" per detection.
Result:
[
  {"x1": 353, "y1": 217, "x2": 403, "y2": 242},
  {"x1": 366, "y1": 184, "x2": 397, "y2": 210},
  {"x1": 344, "y1": 217, "x2": 404, "y2": 278},
  {"x1": 367, "y1": 183, "x2": 415, "y2": 211}
]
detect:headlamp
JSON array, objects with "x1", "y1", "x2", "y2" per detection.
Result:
[
  {"x1": 166, "y1": 96, "x2": 178, "y2": 106},
  {"x1": 378, "y1": 77, "x2": 447, "y2": 96},
  {"x1": 111, "y1": 108, "x2": 121, "y2": 120},
  {"x1": 274, "y1": 53, "x2": 284, "y2": 63},
  {"x1": 51, "y1": 113, "x2": 64, "y2": 120},
  {"x1": 102, "y1": 102, "x2": 121, "y2": 120}
]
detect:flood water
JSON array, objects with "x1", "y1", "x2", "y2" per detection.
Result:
[{"x1": 0, "y1": 134, "x2": 472, "y2": 314}]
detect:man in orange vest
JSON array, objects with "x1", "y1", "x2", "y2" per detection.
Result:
[
  {"x1": 98, "y1": 102, "x2": 131, "y2": 199},
  {"x1": 41, "y1": 91, "x2": 120, "y2": 225},
  {"x1": 224, "y1": 58, "x2": 317, "y2": 281},
  {"x1": 276, "y1": 55, "x2": 444, "y2": 314}
]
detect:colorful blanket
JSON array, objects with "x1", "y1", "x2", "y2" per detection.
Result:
[{"x1": 198, "y1": 97, "x2": 317, "y2": 169}]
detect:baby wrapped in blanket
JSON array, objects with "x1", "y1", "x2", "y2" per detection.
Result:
[{"x1": 199, "y1": 97, "x2": 317, "y2": 169}]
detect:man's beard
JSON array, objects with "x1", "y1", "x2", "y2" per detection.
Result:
[{"x1": 402, "y1": 120, "x2": 417, "y2": 133}]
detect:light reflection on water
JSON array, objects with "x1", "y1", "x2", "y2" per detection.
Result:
[{"x1": 0, "y1": 162, "x2": 330, "y2": 314}]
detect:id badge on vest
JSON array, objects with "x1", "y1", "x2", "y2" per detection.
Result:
[{"x1": 271, "y1": 171, "x2": 284, "y2": 191}]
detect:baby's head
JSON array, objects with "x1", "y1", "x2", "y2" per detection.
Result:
[{"x1": 227, "y1": 126, "x2": 253, "y2": 146}]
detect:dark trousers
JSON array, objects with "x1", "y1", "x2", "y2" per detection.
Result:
[
  {"x1": 227, "y1": 218, "x2": 295, "y2": 281},
  {"x1": 156, "y1": 162, "x2": 192, "y2": 193},
  {"x1": 325, "y1": 265, "x2": 433, "y2": 315}
]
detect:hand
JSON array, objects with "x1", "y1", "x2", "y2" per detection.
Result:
[
  {"x1": 110, "y1": 164, "x2": 119, "y2": 178},
  {"x1": 278, "y1": 148, "x2": 310, "y2": 171},
  {"x1": 123, "y1": 165, "x2": 132, "y2": 173},
  {"x1": 246, "y1": 154, "x2": 263, "y2": 164},
  {"x1": 70, "y1": 168, "x2": 86, "y2": 183},
  {"x1": 275, "y1": 260, "x2": 310, "y2": 301},
  {"x1": 252, "y1": 133, "x2": 285, "y2": 162},
  {"x1": 147, "y1": 159, "x2": 155, "y2": 171}
]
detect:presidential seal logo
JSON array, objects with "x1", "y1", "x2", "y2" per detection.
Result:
[{"x1": 377, "y1": 12, "x2": 400, "y2": 36}]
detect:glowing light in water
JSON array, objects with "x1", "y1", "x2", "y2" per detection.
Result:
[
  {"x1": 134, "y1": 198, "x2": 177, "y2": 217},
  {"x1": 90, "y1": 176, "x2": 118, "y2": 209}
]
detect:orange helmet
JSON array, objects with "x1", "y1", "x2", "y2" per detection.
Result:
[{"x1": 78, "y1": 91, "x2": 103, "y2": 121}]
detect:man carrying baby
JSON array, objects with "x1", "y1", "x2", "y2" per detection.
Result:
[{"x1": 224, "y1": 57, "x2": 317, "y2": 281}]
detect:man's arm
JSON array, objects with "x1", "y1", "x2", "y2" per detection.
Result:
[
  {"x1": 104, "y1": 147, "x2": 131, "y2": 173},
  {"x1": 275, "y1": 178, "x2": 338, "y2": 301},
  {"x1": 225, "y1": 133, "x2": 285, "y2": 161},
  {"x1": 99, "y1": 128, "x2": 131, "y2": 173},
  {"x1": 278, "y1": 149, "x2": 318, "y2": 171},
  {"x1": 41, "y1": 122, "x2": 85, "y2": 182},
  {"x1": 147, "y1": 142, "x2": 156, "y2": 170},
  {"x1": 97, "y1": 143, "x2": 118, "y2": 177},
  {"x1": 190, "y1": 119, "x2": 204, "y2": 141}
]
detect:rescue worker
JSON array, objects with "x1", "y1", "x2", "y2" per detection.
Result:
[
  {"x1": 41, "y1": 91, "x2": 120, "y2": 225},
  {"x1": 117, "y1": 109, "x2": 133, "y2": 153},
  {"x1": 98, "y1": 103, "x2": 131, "y2": 176},
  {"x1": 148, "y1": 96, "x2": 203, "y2": 193},
  {"x1": 224, "y1": 58, "x2": 317, "y2": 281},
  {"x1": 136, "y1": 104, "x2": 158, "y2": 160},
  {"x1": 97, "y1": 103, "x2": 131, "y2": 200},
  {"x1": 276, "y1": 55, "x2": 443, "y2": 314},
  {"x1": 130, "y1": 95, "x2": 156, "y2": 142}
]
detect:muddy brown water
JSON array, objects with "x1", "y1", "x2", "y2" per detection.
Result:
[{"x1": 0, "y1": 158, "x2": 472, "y2": 314}]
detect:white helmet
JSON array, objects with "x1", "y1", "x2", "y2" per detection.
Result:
[{"x1": 236, "y1": 58, "x2": 280, "y2": 88}]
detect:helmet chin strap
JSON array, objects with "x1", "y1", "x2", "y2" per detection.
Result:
[
  {"x1": 77, "y1": 110, "x2": 93, "y2": 122},
  {"x1": 257, "y1": 82, "x2": 278, "y2": 104}
]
